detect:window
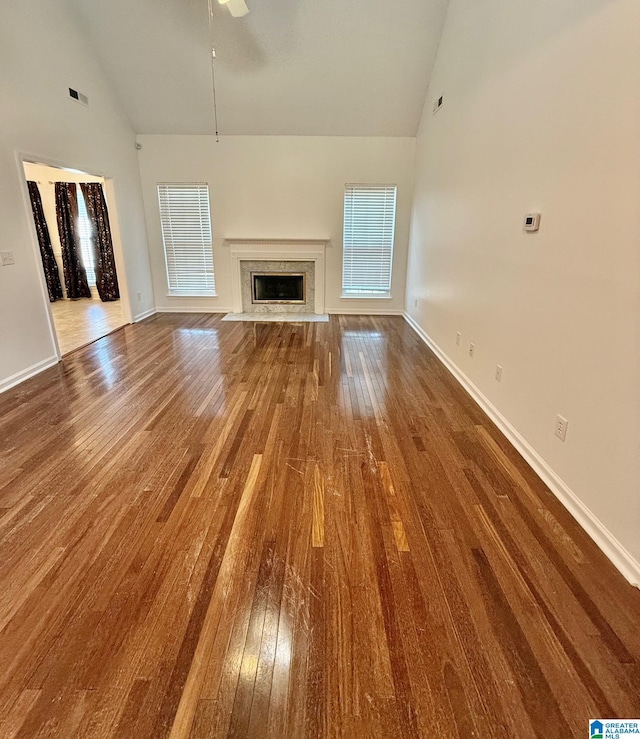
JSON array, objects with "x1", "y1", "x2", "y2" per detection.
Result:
[
  {"x1": 76, "y1": 187, "x2": 95, "y2": 285},
  {"x1": 342, "y1": 184, "x2": 397, "y2": 298},
  {"x1": 157, "y1": 183, "x2": 215, "y2": 296}
]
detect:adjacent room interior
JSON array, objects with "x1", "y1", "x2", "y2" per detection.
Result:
[
  {"x1": 21, "y1": 162, "x2": 126, "y2": 355},
  {"x1": 1, "y1": 1, "x2": 639, "y2": 737}
]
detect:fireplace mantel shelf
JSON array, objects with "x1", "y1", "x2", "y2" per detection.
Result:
[{"x1": 223, "y1": 238, "x2": 330, "y2": 247}]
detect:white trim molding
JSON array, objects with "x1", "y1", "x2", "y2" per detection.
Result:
[
  {"x1": 225, "y1": 239, "x2": 328, "y2": 315},
  {"x1": 134, "y1": 308, "x2": 157, "y2": 322},
  {"x1": 156, "y1": 307, "x2": 233, "y2": 314},
  {"x1": 0, "y1": 355, "x2": 59, "y2": 395},
  {"x1": 329, "y1": 308, "x2": 404, "y2": 316},
  {"x1": 403, "y1": 312, "x2": 640, "y2": 589}
]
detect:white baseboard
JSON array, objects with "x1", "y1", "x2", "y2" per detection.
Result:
[
  {"x1": 156, "y1": 307, "x2": 234, "y2": 314},
  {"x1": 133, "y1": 308, "x2": 156, "y2": 322},
  {"x1": 0, "y1": 355, "x2": 59, "y2": 395},
  {"x1": 403, "y1": 312, "x2": 640, "y2": 589},
  {"x1": 156, "y1": 307, "x2": 404, "y2": 317},
  {"x1": 328, "y1": 308, "x2": 405, "y2": 316}
]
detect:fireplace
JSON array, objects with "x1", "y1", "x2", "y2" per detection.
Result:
[
  {"x1": 252, "y1": 272, "x2": 306, "y2": 304},
  {"x1": 226, "y1": 240, "x2": 328, "y2": 314}
]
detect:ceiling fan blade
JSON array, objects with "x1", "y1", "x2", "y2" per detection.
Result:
[{"x1": 226, "y1": 0, "x2": 249, "y2": 17}]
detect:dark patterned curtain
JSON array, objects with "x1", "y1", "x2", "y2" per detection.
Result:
[
  {"x1": 55, "y1": 182, "x2": 91, "y2": 299},
  {"x1": 80, "y1": 183, "x2": 120, "y2": 301},
  {"x1": 27, "y1": 181, "x2": 63, "y2": 302}
]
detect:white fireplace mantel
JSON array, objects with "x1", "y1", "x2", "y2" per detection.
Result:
[{"x1": 224, "y1": 239, "x2": 329, "y2": 314}]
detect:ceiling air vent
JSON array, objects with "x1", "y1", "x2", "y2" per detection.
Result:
[{"x1": 69, "y1": 87, "x2": 89, "y2": 106}]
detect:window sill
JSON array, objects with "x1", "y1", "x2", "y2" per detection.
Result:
[
  {"x1": 341, "y1": 293, "x2": 392, "y2": 300},
  {"x1": 166, "y1": 292, "x2": 217, "y2": 298}
]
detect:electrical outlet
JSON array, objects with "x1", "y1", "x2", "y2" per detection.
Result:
[
  {"x1": 555, "y1": 415, "x2": 569, "y2": 442},
  {"x1": 469, "y1": 343, "x2": 475, "y2": 358},
  {"x1": 456, "y1": 332, "x2": 461, "y2": 347},
  {"x1": 495, "y1": 364, "x2": 503, "y2": 382},
  {"x1": 136, "y1": 292, "x2": 142, "y2": 302},
  {"x1": 0, "y1": 251, "x2": 15, "y2": 266}
]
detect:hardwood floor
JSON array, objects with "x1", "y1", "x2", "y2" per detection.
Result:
[
  {"x1": 50, "y1": 295, "x2": 125, "y2": 355},
  {"x1": 0, "y1": 314, "x2": 638, "y2": 738}
]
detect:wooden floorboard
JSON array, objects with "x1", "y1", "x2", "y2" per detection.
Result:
[{"x1": 0, "y1": 313, "x2": 638, "y2": 738}]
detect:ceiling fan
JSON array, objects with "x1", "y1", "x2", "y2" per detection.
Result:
[
  {"x1": 206, "y1": 0, "x2": 248, "y2": 141},
  {"x1": 218, "y1": 0, "x2": 249, "y2": 18}
]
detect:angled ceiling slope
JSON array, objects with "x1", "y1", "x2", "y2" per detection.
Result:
[{"x1": 69, "y1": 0, "x2": 449, "y2": 137}]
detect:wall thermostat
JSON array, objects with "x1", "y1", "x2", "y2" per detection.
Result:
[{"x1": 524, "y1": 213, "x2": 541, "y2": 232}]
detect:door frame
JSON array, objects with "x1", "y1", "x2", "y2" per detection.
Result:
[{"x1": 16, "y1": 151, "x2": 133, "y2": 360}]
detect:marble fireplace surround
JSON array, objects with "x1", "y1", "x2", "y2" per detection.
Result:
[
  {"x1": 225, "y1": 240, "x2": 328, "y2": 314},
  {"x1": 241, "y1": 261, "x2": 315, "y2": 314}
]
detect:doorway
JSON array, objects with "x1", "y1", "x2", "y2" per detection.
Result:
[{"x1": 22, "y1": 161, "x2": 128, "y2": 355}]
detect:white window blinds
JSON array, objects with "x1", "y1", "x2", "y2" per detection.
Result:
[
  {"x1": 157, "y1": 183, "x2": 215, "y2": 296},
  {"x1": 342, "y1": 184, "x2": 397, "y2": 297}
]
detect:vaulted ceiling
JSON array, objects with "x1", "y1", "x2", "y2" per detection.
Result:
[{"x1": 70, "y1": 0, "x2": 449, "y2": 137}]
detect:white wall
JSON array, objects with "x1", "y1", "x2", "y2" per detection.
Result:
[
  {"x1": 136, "y1": 135, "x2": 415, "y2": 314},
  {"x1": 0, "y1": 1, "x2": 154, "y2": 391},
  {"x1": 406, "y1": 0, "x2": 640, "y2": 577}
]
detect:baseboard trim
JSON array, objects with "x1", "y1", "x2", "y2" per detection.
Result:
[
  {"x1": 156, "y1": 307, "x2": 234, "y2": 314},
  {"x1": 403, "y1": 312, "x2": 640, "y2": 588},
  {"x1": 133, "y1": 308, "x2": 157, "y2": 322},
  {"x1": 156, "y1": 307, "x2": 405, "y2": 317},
  {"x1": 328, "y1": 308, "x2": 405, "y2": 316},
  {"x1": 0, "y1": 355, "x2": 59, "y2": 395}
]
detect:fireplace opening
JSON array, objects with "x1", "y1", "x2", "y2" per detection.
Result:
[{"x1": 252, "y1": 273, "x2": 305, "y2": 304}]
